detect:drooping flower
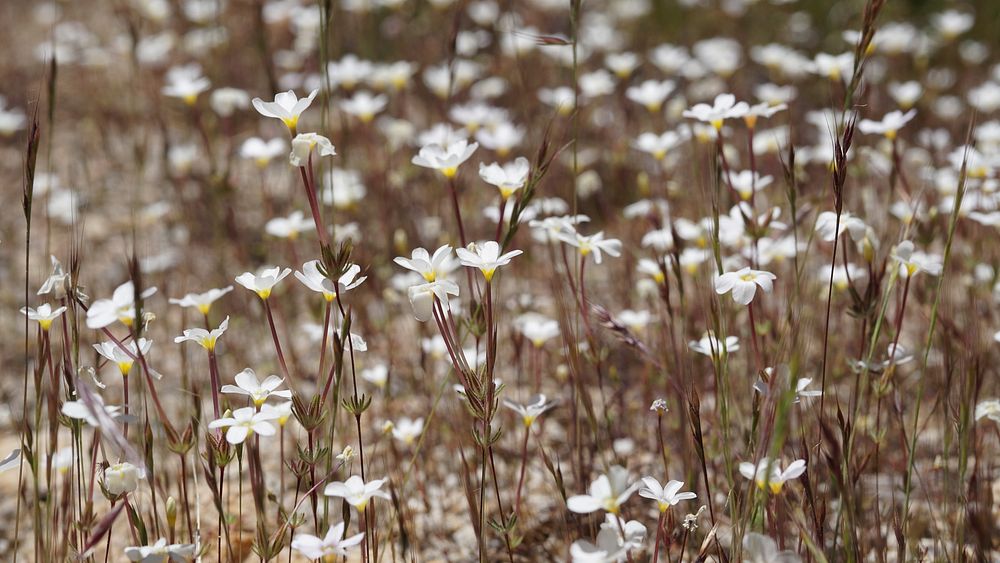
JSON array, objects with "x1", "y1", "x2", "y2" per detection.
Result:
[
  {"x1": 289, "y1": 133, "x2": 336, "y2": 167},
  {"x1": 220, "y1": 368, "x2": 292, "y2": 407}
]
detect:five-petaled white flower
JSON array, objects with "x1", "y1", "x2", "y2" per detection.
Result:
[
  {"x1": 479, "y1": 157, "x2": 530, "y2": 199},
  {"x1": 858, "y1": 109, "x2": 917, "y2": 140},
  {"x1": 891, "y1": 240, "x2": 943, "y2": 278},
  {"x1": 739, "y1": 458, "x2": 806, "y2": 494},
  {"x1": 235, "y1": 267, "x2": 292, "y2": 300},
  {"x1": 208, "y1": 406, "x2": 281, "y2": 445},
  {"x1": 567, "y1": 465, "x2": 640, "y2": 515},
  {"x1": 252, "y1": 89, "x2": 319, "y2": 133},
  {"x1": 291, "y1": 522, "x2": 365, "y2": 560},
  {"x1": 21, "y1": 303, "x2": 67, "y2": 331},
  {"x1": 394, "y1": 245, "x2": 455, "y2": 282},
  {"x1": 124, "y1": 538, "x2": 197, "y2": 562},
  {"x1": 456, "y1": 241, "x2": 523, "y2": 281},
  {"x1": 94, "y1": 338, "x2": 152, "y2": 376},
  {"x1": 638, "y1": 477, "x2": 697, "y2": 512},
  {"x1": 412, "y1": 139, "x2": 479, "y2": 178},
  {"x1": 168, "y1": 286, "x2": 233, "y2": 315},
  {"x1": 714, "y1": 267, "x2": 777, "y2": 305},
  {"x1": 221, "y1": 368, "x2": 292, "y2": 407},
  {"x1": 86, "y1": 281, "x2": 158, "y2": 329},
  {"x1": 174, "y1": 317, "x2": 229, "y2": 351},
  {"x1": 683, "y1": 93, "x2": 749, "y2": 130},
  {"x1": 324, "y1": 475, "x2": 391, "y2": 511},
  {"x1": 295, "y1": 260, "x2": 366, "y2": 302},
  {"x1": 503, "y1": 394, "x2": 557, "y2": 427}
]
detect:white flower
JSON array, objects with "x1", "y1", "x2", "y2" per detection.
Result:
[
  {"x1": 391, "y1": 417, "x2": 424, "y2": 445},
  {"x1": 240, "y1": 137, "x2": 287, "y2": 167},
  {"x1": 251, "y1": 89, "x2": 319, "y2": 132},
  {"x1": 339, "y1": 90, "x2": 387, "y2": 122},
  {"x1": 891, "y1": 240, "x2": 943, "y2": 278},
  {"x1": 104, "y1": 462, "x2": 144, "y2": 496},
  {"x1": 295, "y1": 260, "x2": 366, "y2": 301},
  {"x1": 858, "y1": 109, "x2": 917, "y2": 140},
  {"x1": 456, "y1": 241, "x2": 523, "y2": 281},
  {"x1": 86, "y1": 281, "x2": 158, "y2": 329},
  {"x1": 162, "y1": 64, "x2": 210, "y2": 105},
  {"x1": 124, "y1": 538, "x2": 197, "y2": 562},
  {"x1": 625, "y1": 79, "x2": 676, "y2": 113},
  {"x1": 394, "y1": 245, "x2": 456, "y2": 282},
  {"x1": 361, "y1": 363, "x2": 389, "y2": 389},
  {"x1": 62, "y1": 395, "x2": 124, "y2": 427},
  {"x1": 412, "y1": 139, "x2": 479, "y2": 178},
  {"x1": 638, "y1": 477, "x2": 697, "y2": 512},
  {"x1": 975, "y1": 399, "x2": 1000, "y2": 424},
  {"x1": 682, "y1": 93, "x2": 749, "y2": 130},
  {"x1": 556, "y1": 230, "x2": 622, "y2": 264},
  {"x1": 291, "y1": 522, "x2": 365, "y2": 560},
  {"x1": 407, "y1": 279, "x2": 460, "y2": 322},
  {"x1": 168, "y1": 286, "x2": 233, "y2": 315},
  {"x1": 235, "y1": 266, "x2": 292, "y2": 300},
  {"x1": 633, "y1": 129, "x2": 690, "y2": 160},
  {"x1": 689, "y1": 331, "x2": 739, "y2": 358},
  {"x1": 20, "y1": 303, "x2": 67, "y2": 331},
  {"x1": 324, "y1": 475, "x2": 391, "y2": 511},
  {"x1": 503, "y1": 394, "x2": 557, "y2": 427},
  {"x1": 714, "y1": 267, "x2": 777, "y2": 305},
  {"x1": 738, "y1": 458, "x2": 806, "y2": 494},
  {"x1": 567, "y1": 466, "x2": 639, "y2": 514},
  {"x1": 289, "y1": 133, "x2": 336, "y2": 167},
  {"x1": 208, "y1": 406, "x2": 281, "y2": 445},
  {"x1": 570, "y1": 513, "x2": 646, "y2": 563},
  {"x1": 479, "y1": 157, "x2": 530, "y2": 199},
  {"x1": 174, "y1": 316, "x2": 229, "y2": 351},
  {"x1": 94, "y1": 338, "x2": 152, "y2": 376},
  {"x1": 221, "y1": 368, "x2": 292, "y2": 407},
  {"x1": 265, "y1": 211, "x2": 314, "y2": 239}
]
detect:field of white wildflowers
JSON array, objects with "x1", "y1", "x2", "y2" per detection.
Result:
[{"x1": 3, "y1": 0, "x2": 1000, "y2": 560}]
